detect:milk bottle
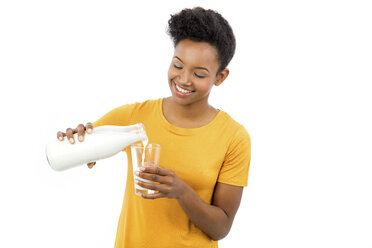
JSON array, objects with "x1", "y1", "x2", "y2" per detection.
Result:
[{"x1": 46, "y1": 123, "x2": 148, "y2": 171}]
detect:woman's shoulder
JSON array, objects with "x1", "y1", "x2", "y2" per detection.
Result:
[
  {"x1": 93, "y1": 99, "x2": 161, "y2": 127},
  {"x1": 112, "y1": 98, "x2": 161, "y2": 112},
  {"x1": 217, "y1": 109, "x2": 245, "y2": 128},
  {"x1": 137, "y1": 98, "x2": 161, "y2": 107},
  {"x1": 217, "y1": 110, "x2": 250, "y2": 140},
  {"x1": 130, "y1": 98, "x2": 161, "y2": 112}
]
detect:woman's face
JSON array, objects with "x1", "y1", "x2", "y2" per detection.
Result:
[{"x1": 167, "y1": 39, "x2": 228, "y2": 106}]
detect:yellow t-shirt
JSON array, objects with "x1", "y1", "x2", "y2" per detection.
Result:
[{"x1": 93, "y1": 98, "x2": 251, "y2": 248}]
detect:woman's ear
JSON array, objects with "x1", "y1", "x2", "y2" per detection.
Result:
[{"x1": 214, "y1": 68, "x2": 230, "y2": 86}]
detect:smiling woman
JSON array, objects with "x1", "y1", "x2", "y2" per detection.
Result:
[
  {"x1": 168, "y1": 40, "x2": 228, "y2": 104},
  {"x1": 165, "y1": 39, "x2": 230, "y2": 128},
  {"x1": 58, "y1": 6, "x2": 251, "y2": 248}
]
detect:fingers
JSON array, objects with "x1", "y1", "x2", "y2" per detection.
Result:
[
  {"x1": 66, "y1": 128, "x2": 74, "y2": 144},
  {"x1": 140, "y1": 192, "x2": 164, "y2": 200},
  {"x1": 134, "y1": 179, "x2": 171, "y2": 193},
  {"x1": 57, "y1": 131, "x2": 65, "y2": 141},
  {"x1": 135, "y1": 170, "x2": 173, "y2": 185},
  {"x1": 87, "y1": 161, "x2": 96, "y2": 169},
  {"x1": 76, "y1": 124, "x2": 85, "y2": 142},
  {"x1": 57, "y1": 122, "x2": 93, "y2": 144},
  {"x1": 86, "y1": 122, "x2": 93, "y2": 134},
  {"x1": 140, "y1": 165, "x2": 170, "y2": 176}
]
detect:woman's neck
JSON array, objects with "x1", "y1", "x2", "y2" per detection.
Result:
[{"x1": 162, "y1": 97, "x2": 218, "y2": 128}]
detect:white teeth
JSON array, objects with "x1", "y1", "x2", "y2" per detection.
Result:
[{"x1": 175, "y1": 84, "x2": 192, "y2": 94}]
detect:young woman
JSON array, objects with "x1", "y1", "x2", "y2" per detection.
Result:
[{"x1": 57, "y1": 7, "x2": 251, "y2": 248}]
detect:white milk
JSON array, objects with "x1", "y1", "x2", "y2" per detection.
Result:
[
  {"x1": 46, "y1": 124, "x2": 147, "y2": 171},
  {"x1": 131, "y1": 141, "x2": 162, "y2": 195}
]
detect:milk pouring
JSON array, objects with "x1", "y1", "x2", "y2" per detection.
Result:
[{"x1": 46, "y1": 124, "x2": 148, "y2": 171}]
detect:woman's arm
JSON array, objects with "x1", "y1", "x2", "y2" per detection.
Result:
[
  {"x1": 177, "y1": 181, "x2": 243, "y2": 240},
  {"x1": 135, "y1": 166, "x2": 243, "y2": 240}
]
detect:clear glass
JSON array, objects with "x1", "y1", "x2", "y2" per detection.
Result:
[{"x1": 131, "y1": 143, "x2": 161, "y2": 196}]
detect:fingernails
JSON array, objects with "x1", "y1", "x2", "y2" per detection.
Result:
[
  {"x1": 135, "y1": 171, "x2": 139, "y2": 176},
  {"x1": 78, "y1": 135, "x2": 83, "y2": 141},
  {"x1": 134, "y1": 179, "x2": 139, "y2": 184},
  {"x1": 87, "y1": 128, "x2": 92, "y2": 134},
  {"x1": 139, "y1": 167, "x2": 145, "y2": 171},
  {"x1": 58, "y1": 136, "x2": 63, "y2": 141},
  {"x1": 69, "y1": 138, "x2": 74, "y2": 144}
]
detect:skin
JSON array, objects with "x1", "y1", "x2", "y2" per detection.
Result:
[
  {"x1": 163, "y1": 39, "x2": 228, "y2": 128},
  {"x1": 56, "y1": 122, "x2": 96, "y2": 168},
  {"x1": 56, "y1": 39, "x2": 243, "y2": 240}
]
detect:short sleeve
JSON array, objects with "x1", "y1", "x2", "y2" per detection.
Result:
[
  {"x1": 217, "y1": 125, "x2": 251, "y2": 187},
  {"x1": 93, "y1": 103, "x2": 137, "y2": 128}
]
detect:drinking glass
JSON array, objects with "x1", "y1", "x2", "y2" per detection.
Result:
[{"x1": 131, "y1": 143, "x2": 161, "y2": 196}]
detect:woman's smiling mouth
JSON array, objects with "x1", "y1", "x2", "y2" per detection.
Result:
[{"x1": 173, "y1": 81, "x2": 195, "y2": 96}]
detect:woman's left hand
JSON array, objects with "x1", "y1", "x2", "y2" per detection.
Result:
[{"x1": 134, "y1": 165, "x2": 186, "y2": 199}]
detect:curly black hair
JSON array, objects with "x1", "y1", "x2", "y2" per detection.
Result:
[{"x1": 167, "y1": 7, "x2": 236, "y2": 73}]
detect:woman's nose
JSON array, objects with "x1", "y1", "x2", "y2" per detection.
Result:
[{"x1": 178, "y1": 70, "x2": 191, "y2": 85}]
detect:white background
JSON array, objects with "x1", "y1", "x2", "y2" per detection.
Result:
[{"x1": 1, "y1": 0, "x2": 371, "y2": 247}]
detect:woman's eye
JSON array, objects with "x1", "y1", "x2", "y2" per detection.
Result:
[
  {"x1": 194, "y1": 73, "x2": 206, "y2": 78},
  {"x1": 174, "y1": 64, "x2": 182, "y2": 69}
]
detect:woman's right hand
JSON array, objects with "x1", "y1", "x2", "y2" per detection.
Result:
[{"x1": 56, "y1": 122, "x2": 96, "y2": 169}]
